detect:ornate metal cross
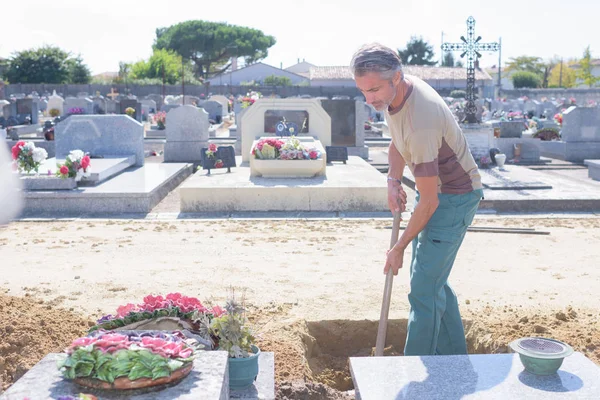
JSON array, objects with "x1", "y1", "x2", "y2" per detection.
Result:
[{"x1": 442, "y1": 16, "x2": 499, "y2": 123}]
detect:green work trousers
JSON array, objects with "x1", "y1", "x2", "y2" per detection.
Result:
[{"x1": 404, "y1": 189, "x2": 483, "y2": 356}]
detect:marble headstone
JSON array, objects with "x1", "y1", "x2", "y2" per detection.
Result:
[
  {"x1": 561, "y1": 106, "x2": 600, "y2": 143},
  {"x1": 164, "y1": 105, "x2": 210, "y2": 162},
  {"x1": 55, "y1": 115, "x2": 144, "y2": 166}
]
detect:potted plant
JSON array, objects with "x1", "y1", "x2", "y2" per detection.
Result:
[
  {"x1": 207, "y1": 296, "x2": 260, "y2": 390},
  {"x1": 250, "y1": 135, "x2": 325, "y2": 178},
  {"x1": 154, "y1": 111, "x2": 166, "y2": 130},
  {"x1": 57, "y1": 330, "x2": 197, "y2": 390}
]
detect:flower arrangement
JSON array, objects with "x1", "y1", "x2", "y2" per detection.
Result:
[
  {"x1": 90, "y1": 293, "x2": 225, "y2": 333},
  {"x1": 240, "y1": 91, "x2": 261, "y2": 108},
  {"x1": 569, "y1": 97, "x2": 576, "y2": 105},
  {"x1": 56, "y1": 150, "x2": 91, "y2": 180},
  {"x1": 506, "y1": 111, "x2": 524, "y2": 120},
  {"x1": 554, "y1": 112, "x2": 563, "y2": 126},
  {"x1": 57, "y1": 331, "x2": 196, "y2": 384},
  {"x1": 154, "y1": 111, "x2": 166, "y2": 130},
  {"x1": 11, "y1": 141, "x2": 48, "y2": 173},
  {"x1": 68, "y1": 107, "x2": 85, "y2": 115},
  {"x1": 49, "y1": 108, "x2": 61, "y2": 118},
  {"x1": 125, "y1": 107, "x2": 136, "y2": 118},
  {"x1": 252, "y1": 136, "x2": 321, "y2": 160},
  {"x1": 205, "y1": 143, "x2": 224, "y2": 168},
  {"x1": 207, "y1": 298, "x2": 255, "y2": 358}
]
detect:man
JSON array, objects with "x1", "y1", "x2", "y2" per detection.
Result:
[{"x1": 351, "y1": 43, "x2": 483, "y2": 356}]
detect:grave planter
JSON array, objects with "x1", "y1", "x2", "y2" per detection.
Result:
[
  {"x1": 228, "y1": 345, "x2": 261, "y2": 389},
  {"x1": 250, "y1": 158, "x2": 326, "y2": 178}
]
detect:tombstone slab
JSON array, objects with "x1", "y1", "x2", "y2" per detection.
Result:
[
  {"x1": 55, "y1": 115, "x2": 144, "y2": 166},
  {"x1": 480, "y1": 165, "x2": 552, "y2": 190},
  {"x1": 0, "y1": 351, "x2": 229, "y2": 400},
  {"x1": 200, "y1": 100, "x2": 224, "y2": 123},
  {"x1": 164, "y1": 105, "x2": 209, "y2": 162},
  {"x1": 350, "y1": 352, "x2": 600, "y2": 400},
  {"x1": 63, "y1": 97, "x2": 93, "y2": 115},
  {"x1": 561, "y1": 106, "x2": 600, "y2": 143},
  {"x1": 584, "y1": 159, "x2": 600, "y2": 181},
  {"x1": 119, "y1": 99, "x2": 142, "y2": 122}
]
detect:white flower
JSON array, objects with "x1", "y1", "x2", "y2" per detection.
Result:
[
  {"x1": 67, "y1": 149, "x2": 84, "y2": 163},
  {"x1": 23, "y1": 142, "x2": 35, "y2": 153},
  {"x1": 32, "y1": 148, "x2": 47, "y2": 163}
]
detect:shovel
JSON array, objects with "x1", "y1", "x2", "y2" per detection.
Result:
[{"x1": 374, "y1": 211, "x2": 402, "y2": 357}]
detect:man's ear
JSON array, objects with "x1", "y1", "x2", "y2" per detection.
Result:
[{"x1": 392, "y1": 71, "x2": 402, "y2": 86}]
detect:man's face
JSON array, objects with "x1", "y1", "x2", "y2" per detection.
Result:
[{"x1": 354, "y1": 71, "x2": 399, "y2": 111}]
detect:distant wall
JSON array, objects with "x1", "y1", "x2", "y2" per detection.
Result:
[{"x1": 499, "y1": 88, "x2": 600, "y2": 102}]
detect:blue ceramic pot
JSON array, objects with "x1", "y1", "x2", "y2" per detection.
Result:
[{"x1": 228, "y1": 345, "x2": 260, "y2": 389}]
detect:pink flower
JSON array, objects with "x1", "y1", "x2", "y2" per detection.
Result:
[
  {"x1": 208, "y1": 143, "x2": 217, "y2": 152},
  {"x1": 211, "y1": 305, "x2": 226, "y2": 317},
  {"x1": 116, "y1": 303, "x2": 138, "y2": 317},
  {"x1": 60, "y1": 165, "x2": 70, "y2": 176},
  {"x1": 81, "y1": 155, "x2": 90, "y2": 170},
  {"x1": 309, "y1": 151, "x2": 318, "y2": 160},
  {"x1": 166, "y1": 293, "x2": 183, "y2": 302}
]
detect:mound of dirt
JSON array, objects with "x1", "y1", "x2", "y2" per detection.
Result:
[
  {"x1": 276, "y1": 381, "x2": 354, "y2": 400},
  {"x1": 0, "y1": 293, "x2": 92, "y2": 391}
]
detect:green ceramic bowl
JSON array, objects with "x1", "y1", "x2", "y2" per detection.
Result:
[{"x1": 509, "y1": 337, "x2": 573, "y2": 376}]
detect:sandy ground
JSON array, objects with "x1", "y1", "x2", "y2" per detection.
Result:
[{"x1": 1, "y1": 215, "x2": 600, "y2": 398}]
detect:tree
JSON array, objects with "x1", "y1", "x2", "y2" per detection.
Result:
[
  {"x1": 130, "y1": 49, "x2": 193, "y2": 85},
  {"x1": 4, "y1": 46, "x2": 71, "y2": 83},
  {"x1": 548, "y1": 60, "x2": 577, "y2": 88},
  {"x1": 397, "y1": 36, "x2": 436, "y2": 66},
  {"x1": 66, "y1": 55, "x2": 91, "y2": 84},
  {"x1": 263, "y1": 75, "x2": 292, "y2": 86},
  {"x1": 512, "y1": 71, "x2": 541, "y2": 88},
  {"x1": 154, "y1": 20, "x2": 276, "y2": 80},
  {"x1": 504, "y1": 56, "x2": 544, "y2": 75},
  {"x1": 441, "y1": 52, "x2": 455, "y2": 67},
  {"x1": 576, "y1": 46, "x2": 600, "y2": 88}
]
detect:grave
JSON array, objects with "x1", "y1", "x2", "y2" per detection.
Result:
[
  {"x1": 350, "y1": 352, "x2": 600, "y2": 400},
  {"x1": 0, "y1": 350, "x2": 275, "y2": 400},
  {"x1": 200, "y1": 100, "x2": 224, "y2": 123},
  {"x1": 140, "y1": 99, "x2": 157, "y2": 114},
  {"x1": 164, "y1": 105, "x2": 210, "y2": 163},
  {"x1": 179, "y1": 98, "x2": 387, "y2": 212},
  {"x1": 584, "y1": 159, "x2": 600, "y2": 181},
  {"x1": 63, "y1": 97, "x2": 93, "y2": 115},
  {"x1": 539, "y1": 106, "x2": 600, "y2": 162},
  {"x1": 120, "y1": 99, "x2": 143, "y2": 122},
  {"x1": 495, "y1": 121, "x2": 526, "y2": 138},
  {"x1": 19, "y1": 115, "x2": 192, "y2": 216},
  {"x1": 145, "y1": 94, "x2": 164, "y2": 111},
  {"x1": 208, "y1": 95, "x2": 230, "y2": 117},
  {"x1": 92, "y1": 95, "x2": 107, "y2": 114},
  {"x1": 320, "y1": 99, "x2": 369, "y2": 159}
]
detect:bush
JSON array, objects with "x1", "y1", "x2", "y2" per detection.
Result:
[
  {"x1": 263, "y1": 75, "x2": 292, "y2": 86},
  {"x1": 450, "y1": 90, "x2": 466, "y2": 99},
  {"x1": 49, "y1": 108, "x2": 61, "y2": 117},
  {"x1": 125, "y1": 107, "x2": 136, "y2": 118},
  {"x1": 512, "y1": 71, "x2": 542, "y2": 89}
]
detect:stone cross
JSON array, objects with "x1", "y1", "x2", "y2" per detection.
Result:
[
  {"x1": 106, "y1": 88, "x2": 120, "y2": 100},
  {"x1": 442, "y1": 16, "x2": 499, "y2": 124}
]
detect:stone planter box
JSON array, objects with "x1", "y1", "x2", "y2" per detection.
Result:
[
  {"x1": 20, "y1": 175, "x2": 76, "y2": 190},
  {"x1": 249, "y1": 137, "x2": 327, "y2": 178},
  {"x1": 250, "y1": 158, "x2": 326, "y2": 178}
]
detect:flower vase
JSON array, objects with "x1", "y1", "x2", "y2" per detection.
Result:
[{"x1": 228, "y1": 345, "x2": 260, "y2": 389}]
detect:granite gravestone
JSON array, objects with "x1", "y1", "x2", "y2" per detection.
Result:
[
  {"x1": 63, "y1": 97, "x2": 93, "y2": 115},
  {"x1": 320, "y1": 99, "x2": 356, "y2": 147},
  {"x1": 55, "y1": 115, "x2": 145, "y2": 166},
  {"x1": 560, "y1": 106, "x2": 600, "y2": 142},
  {"x1": 200, "y1": 100, "x2": 224, "y2": 123},
  {"x1": 119, "y1": 99, "x2": 142, "y2": 122},
  {"x1": 164, "y1": 105, "x2": 210, "y2": 163},
  {"x1": 92, "y1": 96, "x2": 107, "y2": 114}
]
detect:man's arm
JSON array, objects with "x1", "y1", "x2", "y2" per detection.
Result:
[
  {"x1": 396, "y1": 176, "x2": 439, "y2": 250},
  {"x1": 387, "y1": 141, "x2": 407, "y2": 213},
  {"x1": 388, "y1": 141, "x2": 405, "y2": 180}
]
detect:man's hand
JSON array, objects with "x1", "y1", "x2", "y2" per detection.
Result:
[
  {"x1": 384, "y1": 245, "x2": 404, "y2": 275},
  {"x1": 387, "y1": 181, "x2": 407, "y2": 214}
]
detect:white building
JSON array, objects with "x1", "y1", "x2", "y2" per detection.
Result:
[{"x1": 205, "y1": 62, "x2": 309, "y2": 86}]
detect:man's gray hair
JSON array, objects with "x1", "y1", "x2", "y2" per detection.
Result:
[{"x1": 350, "y1": 43, "x2": 403, "y2": 80}]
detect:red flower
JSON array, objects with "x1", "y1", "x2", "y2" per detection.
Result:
[
  {"x1": 60, "y1": 165, "x2": 70, "y2": 176},
  {"x1": 309, "y1": 151, "x2": 318, "y2": 160},
  {"x1": 208, "y1": 143, "x2": 217, "y2": 152},
  {"x1": 215, "y1": 160, "x2": 224, "y2": 168},
  {"x1": 81, "y1": 155, "x2": 90, "y2": 170}
]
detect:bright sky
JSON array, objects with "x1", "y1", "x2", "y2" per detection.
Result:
[{"x1": 2, "y1": 0, "x2": 598, "y2": 75}]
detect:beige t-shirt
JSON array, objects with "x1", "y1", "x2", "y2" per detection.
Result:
[{"x1": 385, "y1": 75, "x2": 482, "y2": 194}]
